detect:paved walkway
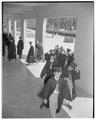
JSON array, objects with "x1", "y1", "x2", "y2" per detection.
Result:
[{"x1": 2, "y1": 58, "x2": 70, "y2": 118}]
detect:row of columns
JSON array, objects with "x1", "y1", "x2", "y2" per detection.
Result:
[{"x1": 4, "y1": 17, "x2": 45, "y2": 56}]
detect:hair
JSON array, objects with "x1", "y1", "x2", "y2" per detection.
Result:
[{"x1": 53, "y1": 67, "x2": 61, "y2": 73}]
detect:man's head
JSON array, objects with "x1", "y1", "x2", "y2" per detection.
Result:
[
  {"x1": 53, "y1": 67, "x2": 62, "y2": 80},
  {"x1": 29, "y1": 42, "x2": 32, "y2": 45},
  {"x1": 50, "y1": 55, "x2": 55, "y2": 62},
  {"x1": 19, "y1": 36, "x2": 22, "y2": 39},
  {"x1": 68, "y1": 62, "x2": 77, "y2": 71}
]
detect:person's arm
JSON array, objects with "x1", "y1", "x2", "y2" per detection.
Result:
[{"x1": 40, "y1": 62, "x2": 47, "y2": 78}]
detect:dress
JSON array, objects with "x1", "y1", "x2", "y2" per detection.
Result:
[{"x1": 26, "y1": 45, "x2": 35, "y2": 63}]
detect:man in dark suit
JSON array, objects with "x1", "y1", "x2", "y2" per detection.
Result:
[{"x1": 17, "y1": 36, "x2": 24, "y2": 59}]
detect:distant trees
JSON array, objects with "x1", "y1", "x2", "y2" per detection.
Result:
[{"x1": 46, "y1": 17, "x2": 77, "y2": 31}]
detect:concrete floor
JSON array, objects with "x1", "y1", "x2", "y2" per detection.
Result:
[
  {"x1": 2, "y1": 58, "x2": 70, "y2": 118},
  {"x1": 20, "y1": 59, "x2": 93, "y2": 118}
]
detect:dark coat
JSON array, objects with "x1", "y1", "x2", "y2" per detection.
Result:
[
  {"x1": 67, "y1": 54, "x2": 74, "y2": 67},
  {"x1": 38, "y1": 77, "x2": 57, "y2": 99},
  {"x1": 17, "y1": 40, "x2": 24, "y2": 55},
  {"x1": 70, "y1": 69, "x2": 80, "y2": 100},
  {"x1": 40, "y1": 61, "x2": 54, "y2": 85},
  {"x1": 36, "y1": 44, "x2": 43, "y2": 60},
  {"x1": 38, "y1": 73, "x2": 71, "y2": 113},
  {"x1": 55, "y1": 53, "x2": 66, "y2": 67},
  {"x1": 26, "y1": 45, "x2": 34, "y2": 63},
  {"x1": 7, "y1": 41, "x2": 16, "y2": 60}
]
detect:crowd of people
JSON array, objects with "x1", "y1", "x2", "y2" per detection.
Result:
[
  {"x1": 3, "y1": 32, "x2": 80, "y2": 118},
  {"x1": 2, "y1": 32, "x2": 17, "y2": 61},
  {"x1": 2, "y1": 32, "x2": 43, "y2": 63},
  {"x1": 38, "y1": 45, "x2": 80, "y2": 118}
]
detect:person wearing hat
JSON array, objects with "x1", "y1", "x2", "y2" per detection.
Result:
[
  {"x1": 38, "y1": 66, "x2": 62, "y2": 118},
  {"x1": 65, "y1": 48, "x2": 74, "y2": 67},
  {"x1": 68, "y1": 61, "x2": 80, "y2": 100},
  {"x1": 26, "y1": 42, "x2": 35, "y2": 64},
  {"x1": 40, "y1": 54, "x2": 55, "y2": 109},
  {"x1": 17, "y1": 36, "x2": 24, "y2": 59}
]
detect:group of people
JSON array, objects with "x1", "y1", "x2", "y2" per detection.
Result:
[
  {"x1": 2, "y1": 32, "x2": 36, "y2": 63},
  {"x1": 2, "y1": 32, "x2": 24, "y2": 61},
  {"x1": 38, "y1": 45, "x2": 80, "y2": 118},
  {"x1": 3, "y1": 32, "x2": 80, "y2": 118},
  {"x1": 26, "y1": 40, "x2": 43, "y2": 65}
]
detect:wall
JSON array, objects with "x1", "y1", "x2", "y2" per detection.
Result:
[{"x1": 36, "y1": 2, "x2": 93, "y2": 96}]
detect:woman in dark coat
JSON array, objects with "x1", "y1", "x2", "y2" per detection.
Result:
[
  {"x1": 38, "y1": 66, "x2": 72, "y2": 114},
  {"x1": 36, "y1": 41, "x2": 43, "y2": 61},
  {"x1": 7, "y1": 39, "x2": 16, "y2": 61},
  {"x1": 17, "y1": 37, "x2": 24, "y2": 58},
  {"x1": 68, "y1": 62, "x2": 80, "y2": 100},
  {"x1": 26, "y1": 42, "x2": 35, "y2": 64}
]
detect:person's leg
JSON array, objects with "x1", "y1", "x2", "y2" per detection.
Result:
[
  {"x1": 49, "y1": 93, "x2": 58, "y2": 118},
  {"x1": 68, "y1": 80, "x2": 73, "y2": 99}
]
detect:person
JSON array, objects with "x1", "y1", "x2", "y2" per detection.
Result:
[
  {"x1": 26, "y1": 42, "x2": 35, "y2": 64},
  {"x1": 2, "y1": 32, "x2": 6, "y2": 57},
  {"x1": 38, "y1": 66, "x2": 72, "y2": 117},
  {"x1": 17, "y1": 36, "x2": 24, "y2": 59},
  {"x1": 7, "y1": 38, "x2": 16, "y2": 61},
  {"x1": 65, "y1": 48, "x2": 74, "y2": 67},
  {"x1": 40, "y1": 55, "x2": 55, "y2": 109},
  {"x1": 36, "y1": 41, "x2": 43, "y2": 61},
  {"x1": 40, "y1": 54, "x2": 55, "y2": 85},
  {"x1": 38, "y1": 66, "x2": 62, "y2": 118},
  {"x1": 68, "y1": 61, "x2": 80, "y2": 100}
]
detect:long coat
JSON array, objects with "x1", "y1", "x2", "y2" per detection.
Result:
[
  {"x1": 67, "y1": 53, "x2": 74, "y2": 67},
  {"x1": 7, "y1": 41, "x2": 16, "y2": 60},
  {"x1": 17, "y1": 40, "x2": 24, "y2": 55},
  {"x1": 55, "y1": 53, "x2": 66, "y2": 67},
  {"x1": 38, "y1": 73, "x2": 71, "y2": 113},
  {"x1": 26, "y1": 45, "x2": 34, "y2": 63},
  {"x1": 40, "y1": 60, "x2": 54, "y2": 85},
  {"x1": 70, "y1": 69, "x2": 80, "y2": 99}
]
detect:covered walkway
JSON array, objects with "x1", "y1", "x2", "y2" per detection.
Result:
[
  {"x1": 2, "y1": 58, "x2": 70, "y2": 118},
  {"x1": 2, "y1": 2, "x2": 94, "y2": 118},
  {"x1": 2, "y1": 58, "x2": 93, "y2": 118}
]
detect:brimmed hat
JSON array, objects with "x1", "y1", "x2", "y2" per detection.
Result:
[
  {"x1": 67, "y1": 48, "x2": 71, "y2": 52},
  {"x1": 69, "y1": 62, "x2": 77, "y2": 69}
]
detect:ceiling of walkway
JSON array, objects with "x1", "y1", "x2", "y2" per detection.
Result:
[{"x1": 3, "y1": 2, "x2": 50, "y2": 19}]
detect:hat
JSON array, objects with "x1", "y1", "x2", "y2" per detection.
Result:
[
  {"x1": 69, "y1": 62, "x2": 77, "y2": 69},
  {"x1": 67, "y1": 48, "x2": 71, "y2": 52}
]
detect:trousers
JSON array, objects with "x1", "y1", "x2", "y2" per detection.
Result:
[{"x1": 49, "y1": 93, "x2": 58, "y2": 118}]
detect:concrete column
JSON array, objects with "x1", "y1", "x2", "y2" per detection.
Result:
[
  {"x1": 22, "y1": 19, "x2": 27, "y2": 55},
  {"x1": 13, "y1": 20, "x2": 17, "y2": 45},
  {"x1": 20, "y1": 19, "x2": 24, "y2": 41},
  {"x1": 42, "y1": 18, "x2": 47, "y2": 54},
  {"x1": 35, "y1": 17, "x2": 43, "y2": 45},
  {"x1": 35, "y1": 17, "x2": 43, "y2": 57},
  {"x1": 7, "y1": 19, "x2": 11, "y2": 33}
]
